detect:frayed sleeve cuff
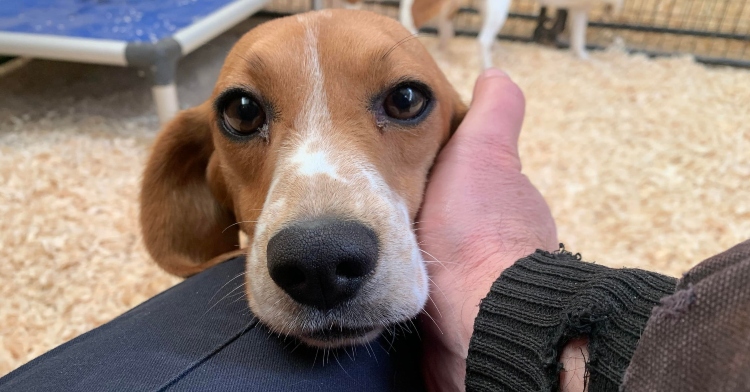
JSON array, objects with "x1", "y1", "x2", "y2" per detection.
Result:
[{"x1": 465, "y1": 247, "x2": 677, "y2": 392}]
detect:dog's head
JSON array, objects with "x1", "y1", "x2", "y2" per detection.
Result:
[{"x1": 141, "y1": 10, "x2": 466, "y2": 348}]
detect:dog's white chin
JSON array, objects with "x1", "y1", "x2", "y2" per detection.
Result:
[{"x1": 297, "y1": 326, "x2": 385, "y2": 348}]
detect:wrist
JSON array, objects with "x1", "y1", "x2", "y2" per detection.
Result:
[
  {"x1": 450, "y1": 252, "x2": 528, "y2": 348},
  {"x1": 559, "y1": 339, "x2": 589, "y2": 392}
]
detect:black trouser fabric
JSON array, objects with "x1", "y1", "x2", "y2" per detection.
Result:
[{"x1": 0, "y1": 257, "x2": 424, "y2": 392}]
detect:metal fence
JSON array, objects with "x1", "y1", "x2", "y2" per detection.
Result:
[{"x1": 259, "y1": 0, "x2": 750, "y2": 68}]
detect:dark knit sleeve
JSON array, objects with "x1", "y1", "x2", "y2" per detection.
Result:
[{"x1": 465, "y1": 246, "x2": 677, "y2": 392}]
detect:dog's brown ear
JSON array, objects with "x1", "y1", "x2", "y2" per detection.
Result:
[{"x1": 140, "y1": 104, "x2": 240, "y2": 277}]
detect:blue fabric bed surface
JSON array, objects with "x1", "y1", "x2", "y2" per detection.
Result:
[{"x1": 0, "y1": 0, "x2": 239, "y2": 43}]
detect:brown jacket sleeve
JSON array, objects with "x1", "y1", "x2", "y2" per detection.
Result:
[
  {"x1": 622, "y1": 239, "x2": 750, "y2": 391},
  {"x1": 465, "y1": 240, "x2": 750, "y2": 392}
]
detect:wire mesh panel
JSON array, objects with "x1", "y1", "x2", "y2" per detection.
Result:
[
  {"x1": 261, "y1": 0, "x2": 750, "y2": 68},
  {"x1": 585, "y1": 0, "x2": 749, "y2": 67}
]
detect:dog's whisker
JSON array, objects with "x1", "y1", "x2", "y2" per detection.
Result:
[
  {"x1": 201, "y1": 282, "x2": 247, "y2": 317},
  {"x1": 205, "y1": 271, "x2": 248, "y2": 305},
  {"x1": 419, "y1": 248, "x2": 446, "y2": 265},
  {"x1": 422, "y1": 259, "x2": 458, "y2": 267},
  {"x1": 422, "y1": 308, "x2": 444, "y2": 336},
  {"x1": 427, "y1": 276, "x2": 451, "y2": 304},
  {"x1": 367, "y1": 342, "x2": 379, "y2": 364},
  {"x1": 408, "y1": 319, "x2": 422, "y2": 341},
  {"x1": 426, "y1": 294, "x2": 443, "y2": 318},
  {"x1": 376, "y1": 339, "x2": 391, "y2": 357},
  {"x1": 203, "y1": 280, "x2": 246, "y2": 312},
  {"x1": 420, "y1": 250, "x2": 457, "y2": 271},
  {"x1": 312, "y1": 348, "x2": 320, "y2": 369},
  {"x1": 221, "y1": 220, "x2": 259, "y2": 233},
  {"x1": 281, "y1": 338, "x2": 296, "y2": 351},
  {"x1": 383, "y1": 327, "x2": 397, "y2": 352},
  {"x1": 388, "y1": 330, "x2": 398, "y2": 353},
  {"x1": 382, "y1": 32, "x2": 421, "y2": 61},
  {"x1": 290, "y1": 312, "x2": 301, "y2": 327},
  {"x1": 362, "y1": 342, "x2": 372, "y2": 358},
  {"x1": 290, "y1": 340, "x2": 304, "y2": 354},
  {"x1": 333, "y1": 350, "x2": 351, "y2": 377},
  {"x1": 226, "y1": 289, "x2": 248, "y2": 300},
  {"x1": 342, "y1": 345, "x2": 355, "y2": 362},
  {"x1": 227, "y1": 291, "x2": 249, "y2": 306}
]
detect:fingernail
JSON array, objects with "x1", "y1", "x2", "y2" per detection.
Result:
[{"x1": 481, "y1": 68, "x2": 508, "y2": 79}]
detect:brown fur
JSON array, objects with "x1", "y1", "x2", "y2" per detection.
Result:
[{"x1": 140, "y1": 104, "x2": 240, "y2": 277}]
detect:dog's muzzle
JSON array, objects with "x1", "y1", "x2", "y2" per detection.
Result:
[{"x1": 266, "y1": 218, "x2": 379, "y2": 311}]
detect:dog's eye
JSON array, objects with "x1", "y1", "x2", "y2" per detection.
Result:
[
  {"x1": 383, "y1": 85, "x2": 428, "y2": 120},
  {"x1": 223, "y1": 96, "x2": 266, "y2": 135}
]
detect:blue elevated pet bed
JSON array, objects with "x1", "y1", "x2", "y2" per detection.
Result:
[{"x1": 0, "y1": 0, "x2": 270, "y2": 123}]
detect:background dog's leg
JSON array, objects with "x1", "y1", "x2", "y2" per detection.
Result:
[
  {"x1": 477, "y1": 0, "x2": 512, "y2": 70},
  {"x1": 399, "y1": 0, "x2": 418, "y2": 34},
  {"x1": 437, "y1": 1, "x2": 456, "y2": 50},
  {"x1": 569, "y1": 7, "x2": 591, "y2": 59}
]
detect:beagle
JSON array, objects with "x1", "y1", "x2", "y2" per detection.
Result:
[
  {"x1": 340, "y1": 0, "x2": 463, "y2": 49},
  {"x1": 336, "y1": 0, "x2": 509, "y2": 67},
  {"x1": 540, "y1": 0, "x2": 623, "y2": 60},
  {"x1": 140, "y1": 10, "x2": 467, "y2": 348},
  {"x1": 351, "y1": 0, "x2": 621, "y2": 68},
  {"x1": 478, "y1": 0, "x2": 623, "y2": 66}
]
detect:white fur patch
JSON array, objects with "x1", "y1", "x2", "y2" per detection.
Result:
[
  {"x1": 286, "y1": 16, "x2": 343, "y2": 181},
  {"x1": 291, "y1": 140, "x2": 342, "y2": 180},
  {"x1": 296, "y1": 21, "x2": 329, "y2": 139}
]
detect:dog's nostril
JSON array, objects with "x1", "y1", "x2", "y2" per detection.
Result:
[
  {"x1": 336, "y1": 258, "x2": 368, "y2": 279},
  {"x1": 274, "y1": 265, "x2": 306, "y2": 288}
]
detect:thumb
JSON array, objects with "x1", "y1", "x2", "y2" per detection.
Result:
[{"x1": 447, "y1": 68, "x2": 526, "y2": 172}]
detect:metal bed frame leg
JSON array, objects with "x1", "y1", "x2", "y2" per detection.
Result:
[
  {"x1": 125, "y1": 38, "x2": 183, "y2": 125},
  {"x1": 152, "y1": 83, "x2": 180, "y2": 124}
]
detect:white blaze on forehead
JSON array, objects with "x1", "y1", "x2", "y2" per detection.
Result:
[
  {"x1": 287, "y1": 16, "x2": 342, "y2": 181},
  {"x1": 291, "y1": 139, "x2": 341, "y2": 180},
  {"x1": 251, "y1": 14, "x2": 340, "y2": 253}
]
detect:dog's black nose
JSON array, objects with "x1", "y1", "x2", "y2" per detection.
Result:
[{"x1": 267, "y1": 219, "x2": 379, "y2": 311}]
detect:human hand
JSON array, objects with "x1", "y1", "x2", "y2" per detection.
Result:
[{"x1": 416, "y1": 69, "x2": 559, "y2": 391}]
